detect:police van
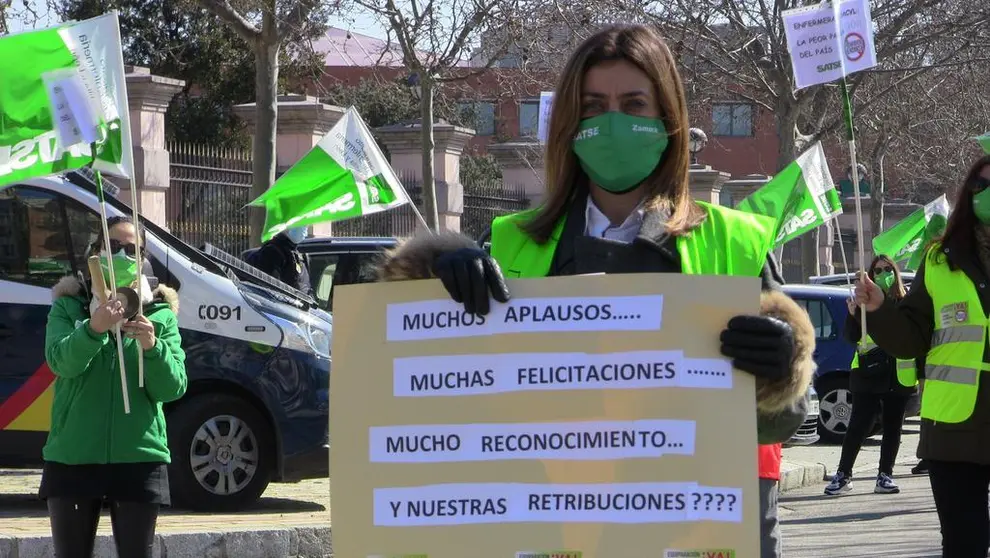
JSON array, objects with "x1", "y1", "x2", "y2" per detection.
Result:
[{"x1": 0, "y1": 170, "x2": 331, "y2": 511}]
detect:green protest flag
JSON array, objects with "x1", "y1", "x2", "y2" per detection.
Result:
[
  {"x1": 0, "y1": 13, "x2": 133, "y2": 187},
  {"x1": 249, "y1": 107, "x2": 413, "y2": 242},
  {"x1": 736, "y1": 141, "x2": 843, "y2": 247},
  {"x1": 872, "y1": 194, "x2": 950, "y2": 271},
  {"x1": 976, "y1": 133, "x2": 990, "y2": 155}
]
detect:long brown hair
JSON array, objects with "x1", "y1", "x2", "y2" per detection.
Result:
[
  {"x1": 869, "y1": 254, "x2": 907, "y2": 300},
  {"x1": 938, "y1": 154, "x2": 990, "y2": 270},
  {"x1": 522, "y1": 24, "x2": 703, "y2": 243}
]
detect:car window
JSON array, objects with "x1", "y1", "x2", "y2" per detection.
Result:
[
  {"x1": 804, "y1": 299, "x2": 837, "y2": 340},
  {"x1": 63, "y1": 194, "x2": 103, "y2": 275},
  {"x1": 0, "y1": 186, "x2": 76, "y2": 288},
  {"x1": 308, "y1": 254, "x2": 340, "y2": 309}
]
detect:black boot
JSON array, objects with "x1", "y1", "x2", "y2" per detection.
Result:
[{"x1": 911, "y1": 460, "x2": 929, "y2": 475}]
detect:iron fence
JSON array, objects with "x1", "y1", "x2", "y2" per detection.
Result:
[
  {"x1": 166, "y1": 143, "x2": 252, "y2": 255},
  {"x1": 461, "y1": 179, "x2": 529, "y2": 241}
]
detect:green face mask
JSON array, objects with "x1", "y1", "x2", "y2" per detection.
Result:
[
  {"x1": 572, "y1": 112, "x2": 669, "y2": 194},
  {"x1": 874, "y1": 271, "x2": 894, "y2": 292},
  {"x1": 973, "y1": 187, "x2": 990, "y2": 224},
  {"x1": 99, "y1": 250, "x2": 139, "y2": 288}
]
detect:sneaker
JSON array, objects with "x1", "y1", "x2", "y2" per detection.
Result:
[
  {"x1": 875, "y1": 473, "x2": 900, "y2": 494},
  {"x1": 824, "y1": 471, "x2": 852, "y2": 495},
  {"x1": 911, "y1": 461, "x2": 929, "y2": 475}
]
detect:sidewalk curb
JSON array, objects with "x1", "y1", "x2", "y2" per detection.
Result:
[
  {"x1": 0, "y1": 526, "x2": 332, "y2": 558},
  {"x1": 779, "y1": 459, "x2": 827, "y2": 493}
]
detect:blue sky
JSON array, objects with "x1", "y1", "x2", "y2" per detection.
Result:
[{"x1": 7, "y1": 0, "x2": 389, "y2": 39}]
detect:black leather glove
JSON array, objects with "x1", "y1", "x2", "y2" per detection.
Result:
[
  {"x1": 719, "y1": 315, "x2": 794, "y2": 380},
  {"x1": 432, "y1": 248, "x2": 510, "y2": 315}
]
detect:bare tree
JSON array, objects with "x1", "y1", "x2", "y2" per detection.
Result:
[
  {"x1": 344, "y1": 0, "x2": 549, "y2": 232},
  {"x1": 195, "y1": 0, "x2": 332, "y2": 242},
  {"x1": 624, "y1": 0, "x2": 990, "y2": 277}
]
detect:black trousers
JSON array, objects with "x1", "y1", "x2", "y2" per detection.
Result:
[
  {"x1": 48, "y1": 498, "x2": 159, "y2": 558},
  {"x1": 928, "y1": 460, "x2": 990, "y2": 558},
  {"x1": 837, "y1": 392, "x2": 909, "y2": 476}
]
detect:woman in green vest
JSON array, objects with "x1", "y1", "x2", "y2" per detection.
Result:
[
  {"x1": 855, "y1": 154, "x2": 990, "y2": 557},
  {"x1": 824, "y1": 255, "x2": 917, "y2": 497},
  {"x1": 378, "y1": 24, "x2": 816, "y2": 558}
]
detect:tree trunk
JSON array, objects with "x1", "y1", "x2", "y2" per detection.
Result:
[
  {"x1": 249, "y1": 13, "x2": 280, "y2": 245},
  {"x1": 420, "y1": 76, "x2": 439, "y2": 233}
]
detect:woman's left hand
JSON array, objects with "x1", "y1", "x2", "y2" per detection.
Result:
[
  {"x1": 719, "y1": 315, "x2": 794, "y2": 380},
  {"x1": 122, "y1": 315, "x2": 157, "y2": 351}
]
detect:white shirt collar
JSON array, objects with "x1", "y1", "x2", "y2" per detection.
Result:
[{"x1": 584, "y1": 196, "x2": 646, "y2": 243}]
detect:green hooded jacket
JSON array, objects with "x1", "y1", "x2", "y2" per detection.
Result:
[{"x1": 43, "y1": 276, "x2": 187, "y2": 465}]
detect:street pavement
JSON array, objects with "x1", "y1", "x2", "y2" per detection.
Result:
[
  {"x1": 0, "y1": 472, "x2": 331, "y2": 557},
  {"x1": 781, "y1": 417, "x2": 943, "y2": 557}
]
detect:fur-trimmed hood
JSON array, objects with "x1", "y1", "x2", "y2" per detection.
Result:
[{"x1": 51, "y1": 275, "x2": 179, "y2": 315}]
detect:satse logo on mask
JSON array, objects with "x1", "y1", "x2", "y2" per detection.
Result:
[{"x1": 574, "y1": 128, "x2": 599, "y2": 141}]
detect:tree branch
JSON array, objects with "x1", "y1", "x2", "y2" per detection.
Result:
[
  {"x1": 278, "y1": 0, "x2": 323, "y2": 41},
  {"x1": 196, "y1": 0, "x2": 260, "y2": 42}
]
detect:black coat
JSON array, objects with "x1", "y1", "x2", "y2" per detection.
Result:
[
  {"x1": 845, "y1": 308, "x2": 916, "y2": 396},
  {"x1": 254, "y1": 233, "x2": 313, "y2": 295}
]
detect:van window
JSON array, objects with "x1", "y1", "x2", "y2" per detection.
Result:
[
  {"x1": 803, "y1": 299, "x2": 837, "y2": 341},
  {"x1": 64, "y1": 195, "x2": 103, "y2": 275},
  {"x1": 0, "y1": 187, "x2": 74, "y2": 287},
  {"x1": 309, "y1": 254, "x2": 339, "y2": 308}
]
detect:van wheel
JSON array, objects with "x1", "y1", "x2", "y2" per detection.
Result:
[{"x1": 167, "y1": 393, "x2": 273, "y2": 512}]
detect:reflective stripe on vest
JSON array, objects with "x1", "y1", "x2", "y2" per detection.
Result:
[
  {"x1": 922, "y1": 245, "x2": 990, "y2": 423},
  {"x1": 851, "y1": 334, "x2": 917, "y2": 388},
  {"x1": 490, "y1": 201, "x2": 777, "y2": 279}
]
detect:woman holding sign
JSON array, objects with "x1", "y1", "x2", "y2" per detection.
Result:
[
  {"x1": 42, "y1": 216, "x2": 187, "y2": 558},
  {"x1": 855, "y1": 155, "x2": 990, "y2": 558},
  {"x1": 378, "y1": 24, "x2": 815, "y2": 558}
]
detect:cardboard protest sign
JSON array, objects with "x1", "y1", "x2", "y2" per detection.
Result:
[
  {"x1": 330, "y1": 274, "x2": 761, "y2": 558},
  {"x1": 781, "y1": 0, "x2": 877, "y2": 90}
]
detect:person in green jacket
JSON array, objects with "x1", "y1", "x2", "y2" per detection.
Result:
[{"x1": 41, "y1": 216, "x2": 187, "y2": 558}]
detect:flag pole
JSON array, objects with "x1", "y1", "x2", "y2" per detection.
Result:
[
  {"x1": 91, "y1": 150, "x2": 131, "y2": 414},
  {"x1": 127, "y1": 173, "x2": 145, "y2": 388},
  {"x1": 840, "y1": 78, "x2": 868, "y2": 346}
]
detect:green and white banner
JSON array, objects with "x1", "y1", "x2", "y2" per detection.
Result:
[
  {"x1": 0, "y1": 12, "x2": 133, "y2": 187},
  {"x1": 873, "y1": 194, "x2": 950, "y2": 271},
  {"x1": 250, "y1": 106, "x2": 412, "y2": 241},
  {"x1": 736, "y1": 141, "x2": 844, "y2": 247},
  {"x1": 977, "y1": 133, "x2": 990, "y2": 155}
]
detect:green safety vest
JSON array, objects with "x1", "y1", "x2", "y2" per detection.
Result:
[
  {"x1": 921, "y1": 244, "x2": 990, "y2": 423},
  {"x1": 851, "y1": 333, "x2": 918, "y2": 388},
  {"x1": 490, "y1": 200, "x2": 775, "y2": 279}
]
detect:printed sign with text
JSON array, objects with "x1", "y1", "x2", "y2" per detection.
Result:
[{"x1": 330, "y1": 274, "x2": 762, "y2": 557}]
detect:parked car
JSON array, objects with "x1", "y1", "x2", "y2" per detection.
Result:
[
  {"x1": 243, "y1": 236, "x2": 397, "y2": 312},
  {"x1": 782, "y1": 283, "x2": 921, "y2": 444},
  {"x1": 810, "y1": 271, "x2": 916, "y2": 289},
  {"x1": 0, "y1": 171, "x2": 331, "y2": 512}
]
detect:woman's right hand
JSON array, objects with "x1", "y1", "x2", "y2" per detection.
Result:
[
  {"x1": 90, "y1": 298, "x2": 126, "y2": 334},
  {"x1": 433, "y1": 247, "x2": 510, "y2": 315},
  {"x1": 853, "y1": 272, "x2": 884, "y2": 312}
]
